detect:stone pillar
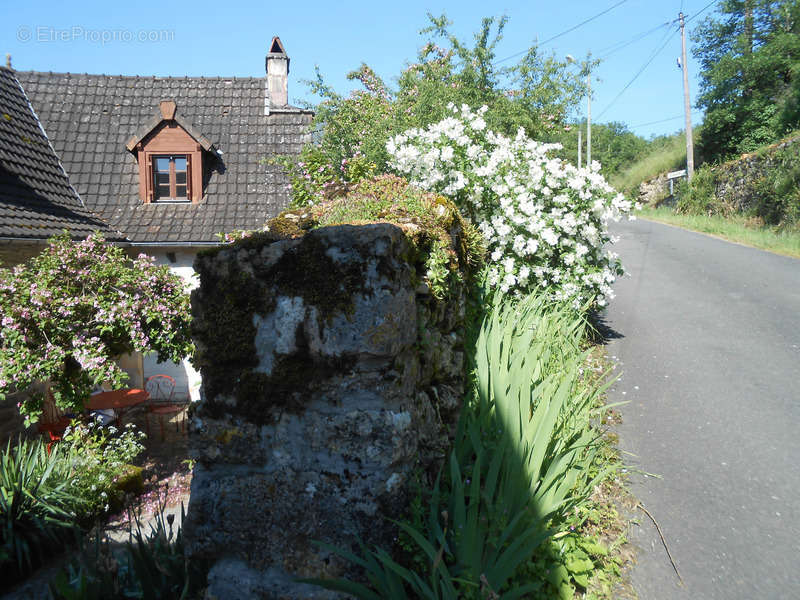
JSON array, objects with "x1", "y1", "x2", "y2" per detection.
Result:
[{"x1": 185, "y1": 224, "x2": 465, "y2": 598}]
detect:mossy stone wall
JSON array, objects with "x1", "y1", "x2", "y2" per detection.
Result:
[{"x1": 185, "y1": 223, "x2": 467, "y2": 598}]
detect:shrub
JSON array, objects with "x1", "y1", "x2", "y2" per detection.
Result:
[
  {"x1": 752, "y1": 144, "x2": 800, "y2": 227},
  {"x1": 388, "y1": 104, "x2": 633, "y2": 307},
  {"x1": 0, "y1": 233, "x2": 193, "y2": 425},
  {"x1": 676, "y1": 167, "x2": 719, "y2": 216},
  {"x1": 61, "y1": 420, "x2": 147, "y2": 518},
  {"x1": 273, "y1": 144, "x2": 378, "y2": 209},
  {"x1": 0, "y1": 437, "x2": 80, "y2": 581}
]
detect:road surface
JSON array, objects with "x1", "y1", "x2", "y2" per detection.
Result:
[{"x1": 603, "y1": 218, "x2": 800, "y2": 599}]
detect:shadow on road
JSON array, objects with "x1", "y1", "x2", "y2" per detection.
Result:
[{"x1": 588, "y1": 310, "x2": 624, "y2": 344}]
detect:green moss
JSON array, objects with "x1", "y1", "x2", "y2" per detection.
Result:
[
  {"x1": 108, "y1": 464, "x2": 144, "y2": 512},
  {"x1": 196, "y1": 231, "x2": 368, "y2": 420},
  {"x1": 192, "y1": 268, "x2": 267, "y2": 369},
  {"x1": 115, "y1": 464, "x2": 144, "y2": 494},
  {"x1": 311, "y1": 175, "x2": 483, "y2": 300},
  {"x1": 269, "y1": 232, "x2": 366, "y2": 320},
  {"x1": 233, "y1": 354, "x2": 356, "y2": 424}
]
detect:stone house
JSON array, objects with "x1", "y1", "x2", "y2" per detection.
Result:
[{"x1": 2, "y1": 38, "x2": 313, "y2": 399}]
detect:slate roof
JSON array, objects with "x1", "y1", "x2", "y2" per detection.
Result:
[
  {"x1": 16, "y1": 71, "x2": 313, "y2": 244},
  {"x1": 0, "y1": 66, "x2": 121, "y2": 241}
]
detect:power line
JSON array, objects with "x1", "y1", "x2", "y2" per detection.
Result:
[
  {"x1": 628, "y1": 111, "x2": 702, "y2": 129},
  {"x1": 494, "y1": 0, "x2": 628, "y2": 65},
  {"x1": 686, "y1": 0, "x2": 719, "y2": 23},
  {"x1": 597, "y1": 26, "x2": 678, "y2": 119},
  {"x1": 598, "y1": 21, "x2": 672, "y2": 60}
]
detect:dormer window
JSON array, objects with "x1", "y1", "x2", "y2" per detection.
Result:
[
  {"x1": 126, "y1": 100, "x2": 216, "y2": 205},
  {"x1": 153, "y1": 155, "x2": 190, "y2": 202}
]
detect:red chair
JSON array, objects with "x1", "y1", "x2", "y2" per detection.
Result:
[
  {"x1": 145, "y1": 375, "x2": 186, "y2": 441},
  {"x1": 38, "y1": 416, "x2": 72, "y2": 454}
]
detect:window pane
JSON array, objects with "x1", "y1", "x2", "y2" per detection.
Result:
[
  {"x1": 175, "y1": 172, "x2": 187, "y2": 185},
  {"x1": 156, "y1": 184, "x2": 171, "y2": 198},
  {"x1": 174, "y1": 157, "x2": 187, "y2": 171},
  {"x1": 156, "y1": 173, "x2": 171, "y2": 185},
  {"x1": 155, "y1": 157, "x2": 170, "y2": 172},
  {"x1": 175, "y1": 185, "x2": 188, "y2": 198}
]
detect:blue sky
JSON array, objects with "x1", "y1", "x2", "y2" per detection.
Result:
[{"x1": 3, "y1": 0, "x2": 717, "y2": 139}]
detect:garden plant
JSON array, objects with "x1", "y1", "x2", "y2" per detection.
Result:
[
  {"x1": 306, "y1": 290, "x2": 620, "y2": 598},
  {"x1": 388, "y1": 104, "x2": 635, "y2": 306},
  {"x1": 0, "y1": 232, "x2": 193, "y2": 425},
  {"x1": 0, "y1": 420, "x2": 148, "y2": 583}
]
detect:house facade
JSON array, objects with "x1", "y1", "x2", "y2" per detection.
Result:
[{"x1": 6, "y1": 38, "x2": 313, "y2": 399}]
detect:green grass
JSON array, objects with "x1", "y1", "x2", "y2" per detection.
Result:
[
  {"x1": 638, "y1": 206, "x2": 800, "y2": 259},
  {"x1": 610, "y1": 133, "x2": 687, "y2": 196}
]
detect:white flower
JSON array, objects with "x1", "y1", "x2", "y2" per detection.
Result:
[
  {"x1": 541, "y1": 228, "x2": 559, "y2": 246},
  {"x1": 386, "y1": 105, "x2": 631, "y2": 300}
]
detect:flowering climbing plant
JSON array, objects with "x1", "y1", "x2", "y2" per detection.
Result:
[
  {"x1": 388, "y1": 104, "x2": 637, "y2": 306},
  {"x1": 0, "y1": 233, "x2": 193, "y2": 425}
]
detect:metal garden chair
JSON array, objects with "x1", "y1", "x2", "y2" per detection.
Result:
[{"x1": 145, "y1": 374, "x2": 187, "y2": 441}]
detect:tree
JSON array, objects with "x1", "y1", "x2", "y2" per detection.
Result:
[
  {"x1": 0, "y1": 233, "x2": 193, "y2": 425},
  {"x1": 693, "y1": 0, "x2": 800, "y2": 161},
  {"x1": 549, "y1": 121, "x2": 649, "y2": 178},
  {"x1": 294, "y1": 13, "x2": 586, "y2": 202}
]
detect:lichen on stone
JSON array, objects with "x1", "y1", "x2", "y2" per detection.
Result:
[{"x1": 187, "y1": 175, "x2": 476, "y2": 596}]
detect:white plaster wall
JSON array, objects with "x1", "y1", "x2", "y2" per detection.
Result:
[
  {"x1": 118, "y1": 352, "x2": 143, "y2": 389},
  {"x1": 136, "y1": 247, "x2": 206, "y2": 401}
]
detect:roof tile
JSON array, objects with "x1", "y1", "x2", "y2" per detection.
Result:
[
  {"x1": 17, "y1": 71, "x2": 313, "y2": 243},
  {"x1": 0, "y1": 67, "x2": 122, "y2": 241}
]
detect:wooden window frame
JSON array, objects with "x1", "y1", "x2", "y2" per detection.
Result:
[
  {"x1": 135, "y1": 123, "x2": 204, "y2": 204},
  {"x1": 152, "y1": 154, "x2": 190, "y2": 202}
]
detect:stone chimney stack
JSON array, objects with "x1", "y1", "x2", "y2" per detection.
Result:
[{"x1": 265, "y1": 36, "x2": 289, "y2": 109}]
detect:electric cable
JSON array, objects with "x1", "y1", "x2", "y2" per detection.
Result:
[
  {"x1": 597, "y1": 26, "x2": 678, "y2": 119},
  {"x1": 628, "y1": 111, "x2": 702, "y2": 128},
  {"x1": 599, "y1": 21, "x2": 673, "y2": 59},
  {"x1": 686, "y1": 0, "x2": 719, "y2": 23},
  {"x1": 494, "y1": 0, "x2": 628, "y2": 65}
]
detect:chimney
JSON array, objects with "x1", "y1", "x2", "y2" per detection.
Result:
[{"x1": 265, "y1": 36, "x2": 289, "y2": 110}]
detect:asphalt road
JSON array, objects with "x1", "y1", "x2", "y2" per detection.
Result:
[{"x1": 602, "y1": 218, "x2": 800, "y2": 599}]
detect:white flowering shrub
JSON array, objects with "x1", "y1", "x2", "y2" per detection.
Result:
[{"x1": 387, "y1": 104, "x2": 635, "y2": 307}]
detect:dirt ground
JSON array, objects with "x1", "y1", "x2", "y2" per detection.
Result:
[{"x1": 103, "y1": 405, "x2": 193, "y2": 541}]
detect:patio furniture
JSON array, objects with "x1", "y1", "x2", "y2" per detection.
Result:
[
  {"x1": 37, "y1": 416, "x2": 72, "y2": 454},
  {"x1": 145, "y1": 375, "x2": 187, "y2": 441},
  {"x1": 85, "y1": 388, "x2": 149, "y2": 428}
]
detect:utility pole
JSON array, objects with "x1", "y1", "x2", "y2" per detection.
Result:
[
  {"x1": 680, "y1": 12, "x2": 695, "y2": 181},
  {"x1": 586, "y1": 70, "x2": 592, "y2": 167},
  {"x1": 566, "y1": 54, "x2": 591, "y2": 169}
]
